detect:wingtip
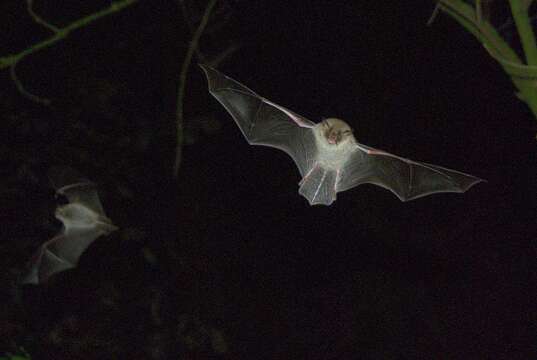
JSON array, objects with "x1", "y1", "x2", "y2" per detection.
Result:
[{"x1": 464, "y1": 176, "x2": 486, "y2": 192}]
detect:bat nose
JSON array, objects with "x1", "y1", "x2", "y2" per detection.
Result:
[{"x1": 328, "y1": 133, "x2": 337, "y2": 144}]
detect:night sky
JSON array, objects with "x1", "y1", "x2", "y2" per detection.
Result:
[{"x1": 1, "y1": 1, "x2": 535, "y2": 359}]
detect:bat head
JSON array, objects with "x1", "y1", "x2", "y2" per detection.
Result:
[{"x1": 321, "y1": 118, "x2": 354, "y2": 146}]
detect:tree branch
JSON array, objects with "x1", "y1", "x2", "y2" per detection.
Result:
[
  {"x1": 173, "y1": 0, "x2": 218, "y2": 177},
  {"x1": 0, "y1": 0, "x2": 140, "y2": 103}
]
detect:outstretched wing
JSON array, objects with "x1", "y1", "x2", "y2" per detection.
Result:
[
  {"x1": 337, "y1": 143, "x2": 483, "y2": 201},
  {"x1": 200, "y1": 65, "x2": 317, "y2": 176},
  {"x1": 22, "y1": 234, "x2": 72, "y2": 285}
]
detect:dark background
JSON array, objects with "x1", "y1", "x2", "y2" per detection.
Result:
[{"x1": 1, "y1": 0, "x2": 535, "y2": 359}]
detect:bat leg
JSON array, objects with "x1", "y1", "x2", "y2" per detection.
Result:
[{"x1": 298, "y1": 165, "x2": 337, "y2": 206}]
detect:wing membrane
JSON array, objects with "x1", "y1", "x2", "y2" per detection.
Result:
[
  {"x1": 337, "y1": 144, "x2": 483, "y2": 201},
  {"x1": 201, "y1": 65, "x2": 317, "y2": 176}
]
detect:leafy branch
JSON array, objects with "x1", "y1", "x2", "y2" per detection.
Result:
[
  {"x1": 509, "y1": 0, "x2": 537, "y2": 65},
  {"x1": 430, "y1": 0, "x2": 537, "y2": 128},
  {"x1": 0, "y1": 0, "x2": 140, "y2": 104}
]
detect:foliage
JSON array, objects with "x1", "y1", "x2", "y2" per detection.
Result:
[{"x1": 431, "y1": 0, "x2": 537, "y2": 134}]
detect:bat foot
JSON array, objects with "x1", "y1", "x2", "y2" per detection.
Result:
[{"x1": 299, "y1": 166, "x2": 337, "y2": 206}]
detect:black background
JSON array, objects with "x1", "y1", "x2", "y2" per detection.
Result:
[{"x1": 1, "y1": 1, "x2": 535, "y2": 359}]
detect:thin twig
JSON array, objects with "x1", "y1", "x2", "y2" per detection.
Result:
[
  {"x1": 208, "y1": 42, "x2": 240, "y2": 68},
  {"x1": 475, "y1": 0, "x2": 482, "y2": 23},
  {"x1": 26, "y1": 0, "x2": 60, "y2": 32},
  {"x1": 427, "y1": 3, "x2": 440, "y2": 26},
  {"x1": 173, "y1": 0, "x2": 218, "y2": 177},
  {"x1": 10, "y1": 62, "x2": 50, "y2": 104},
  {"x1": 0, "y1": 0, "x2": 139, "y2": 104},
  {"x1": 0, "y1": 0, "x2": 139, "y2": 70}
]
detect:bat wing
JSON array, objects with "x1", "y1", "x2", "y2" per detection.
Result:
[
  {"x1": 336, "y1": 143, "x2": 483, "y2": 201},
  {"x1": 200, "y1": 65, "x2": 317, "y2": 177},
  {"x1": 22, "y1": 234, "x2": 74, "y2": 285}
]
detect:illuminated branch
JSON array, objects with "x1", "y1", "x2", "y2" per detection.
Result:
[
  {"x1": 431, "y1": 0, "x2": 537, "y2": 126},
  {"x1": 509, "y1": 0, "x2": 537, "y2": 65},
  {"x1": 0, "y1": 0, "x2": 140, "y2": 104}
]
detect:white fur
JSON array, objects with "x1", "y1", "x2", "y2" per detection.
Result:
[{"x1": 312, "y1": 119, "x2": 356, "y2": 171}]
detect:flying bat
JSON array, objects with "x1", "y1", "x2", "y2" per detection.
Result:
[
  {"x1": 200, "y1": 65, "x2": 483, "y2": 206},
  {"x1": 22, "y1": 167, "x2": 118, "y2": 284}
]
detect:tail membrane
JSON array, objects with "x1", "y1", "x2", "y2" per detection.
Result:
[{"x1": 298, "y1": 165, "x2": 337, "y2": 206}]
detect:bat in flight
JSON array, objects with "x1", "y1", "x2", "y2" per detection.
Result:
[
  {"x1": 201, "y1": 65, "x2": 483, "y2": 206},
  {"x1": 22, "y1": 167, "x2": 118, "y2": 284}
]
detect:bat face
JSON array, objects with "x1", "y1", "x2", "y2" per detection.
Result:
[
  {"x1": 311, "y1": 118, "x2": 356, "y2": 176},
  {"x1": 319, "y1": 118, "x2": 354, "y2": 146},
  {"x1": 201, "y1": 65, "x2": 483, "y2": 206}
]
